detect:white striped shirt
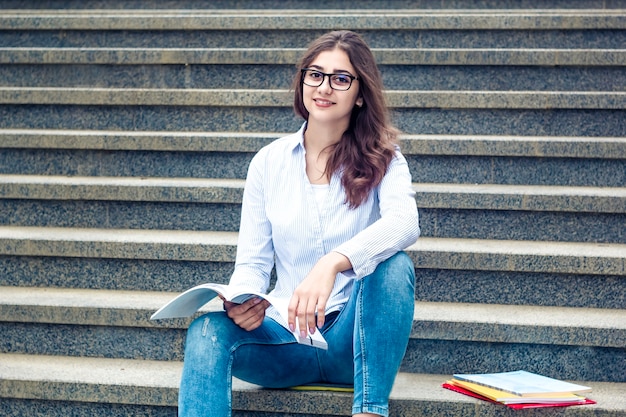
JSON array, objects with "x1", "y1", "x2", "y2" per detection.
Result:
[{"x1": 229, "y1": 123, "x2": 420, "y2": 323}]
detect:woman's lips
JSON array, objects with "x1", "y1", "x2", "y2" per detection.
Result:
[{"x1": 314, "y1": 98, "x2": 334, "y2": 107}]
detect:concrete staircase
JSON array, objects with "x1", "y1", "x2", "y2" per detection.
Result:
[{"x1": 1, "y1": 1, "x2": 625, "y2": 416}]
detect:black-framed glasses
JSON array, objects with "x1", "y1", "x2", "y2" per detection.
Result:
[{"x1": 301, "y1": 68, "x2": 358, "y2": 91}]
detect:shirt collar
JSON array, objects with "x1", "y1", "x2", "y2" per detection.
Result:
[{"x1": 288, "y1": 122, "x2": 307, "y2": 153}]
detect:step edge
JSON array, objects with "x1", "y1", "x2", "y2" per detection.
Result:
[
  {"x1": 1, "y1": 87, "x2": 625, "y2": 109},
  {"x1": 0, "y1": 287, "x2": 624, "y2": 348},
  {"x1": 0, "y1": 227, "x2": 623, "y2": 275},
  {"x1": 1, "y1": 175, "x2": 625, "y2": 213},
  {"x1": 1, "y1": 353, "x2": 624, "y2": 412},
  {"x1": 1, "y1": 47, "x2": 625, "y2": 66}
]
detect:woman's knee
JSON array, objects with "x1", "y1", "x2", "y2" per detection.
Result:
[
  {"x1": 359, "y1": 251, "x2": 415, "y2": 305},
  {"x1": 185, "y1": 312, "x2": 234, "y2": 351},
  {"x1": 377, "y1": 251, "x2": 415, "y2": 287}
]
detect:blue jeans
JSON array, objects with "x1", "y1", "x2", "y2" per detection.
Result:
[{"x1": 178, "y1": 251, "x2": 415, "y2": 417}]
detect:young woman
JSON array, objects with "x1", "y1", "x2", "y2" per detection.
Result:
[{"x1": 178, "y1": 30, "x2": 420, "y2": 417}]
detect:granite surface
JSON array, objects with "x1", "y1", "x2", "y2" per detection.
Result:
[
  {"x1": 0, "y1": 178, "x2": 625, "y2": 243},
  {"x1": 1, "y1": 252, "x2": 624, "y2": 309},
  {"x1": 414, "y1": 268, "x2": 625, "y2": 309},
  {"x1": 2, "y1": 10, "x2": 626, "y2": 32},
  {"x1": 0, "y1": 227, "x2": 624, "y2": 276},
  {"x1": 3, "y1": 146, "x2": 623, "y2": 187},
  {"x1": 0, "y1": 130, "x2": 278, "y2": 151},
  {"x1": 400, "y1": 135, "x2": 626, "y2": 159},
  {"x1": 0, "y1": 199, "x2": 243, "y2": 231},
  {"x1": 0, "y1": 176, "x2": 244, "y2": 202},
  {"x1": 2, "y1": 129, "x2": 625, "y2": 158},
  {"x1": 0, "y1": 227, "x2": 626, "y2": 282},
  {"x1": 0, "y1": 255, "x2": 235, "y2": 292},
  {"x1": 5, "y1": 306, "x2": 622, "y2": 375},
  {"x1": 0, "y1": 105, "x2": 624, "y2": 138},
  {"x1": 402, "y1": 339, "x2": 626, "y2": 381},
  {"x1": 6, "y1": 287, "x2": 626, "y2": 378},
  {"x1": 3, "y1": 28, "x2": 626, "y2": 49},
  {"x1": 0, "y1": 147, "x2": 255, "y2": 179},
  {"x1": 1, "y1": 175, "x2": 624, "y2": 211},
  {"x1": 8, "y1": 317, "x2": 626, "y2": 381},
  {"x1": 2, "y1": 47, "x2": 625, "y2": 67},
  {"x1": 2, "y1": 62, "x2": 626, "y2": 93},
  {"x1": 0, "y1": 227, "x2": 238, "y2": 261},
  {"x1": 1, "y1": 353, "x2": 626, "y2": 416},
  {"x1": 2, "y1": 0, "x2": 626, "y2": 10},
  {"x1": 419, "y1": 208, "x2": 626, "y2": 243},
  {"x1": 406, "y1": 154, "x2": 626, "y2": 187},
  {"x1": 0, "y1": 321, "x2": 186, "y2": 361},
  {"x1": 2, "y1": 87, "x2": 625, "y2": 110}
]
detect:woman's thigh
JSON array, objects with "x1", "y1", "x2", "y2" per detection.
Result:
[{"x1": 233, "y1": 312, "x2": 355, "y2": 387}]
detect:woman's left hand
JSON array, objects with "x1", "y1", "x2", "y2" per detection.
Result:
[{"x1": 288, "y1": 252, "x2": 351, "y2": 338}]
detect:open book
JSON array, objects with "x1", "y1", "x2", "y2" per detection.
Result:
[{"x1": 151, "y1": 283, "x2": 328, "y2": 350}]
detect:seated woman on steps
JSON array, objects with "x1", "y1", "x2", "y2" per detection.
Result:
[{"x1": 178, "y1": 30, "x2": 420, "y2": 417}]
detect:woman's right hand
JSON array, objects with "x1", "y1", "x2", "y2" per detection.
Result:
[{"x1": 223, "y1": 297, "x2": 270, "y2": 331}]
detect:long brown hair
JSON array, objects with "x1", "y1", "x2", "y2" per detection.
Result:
[{"x1": 293, "y1": 30, "x2": 399, "y2": 209}]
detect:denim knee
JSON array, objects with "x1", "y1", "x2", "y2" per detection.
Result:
[
  {"x1": 371, "y1": 251, "x2": 415, "y2": 290},
  {"x1": 184, "y1": 312, "x2": 237, "y2": 361}
]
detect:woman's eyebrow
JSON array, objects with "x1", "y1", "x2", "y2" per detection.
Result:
[{"x1": 309, "y1": 64, "x2": 353, "y2": 74}]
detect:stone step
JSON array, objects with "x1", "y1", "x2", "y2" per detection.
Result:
[
  {"x1": 3, "y1": 47, "x2": 624, "y2": 67},
  {"x1": 1, "y1": 10, "x2": 625, "y2": 49},
  {"x1": 3, "y1": 286, "x2": 624, "y2": 348},
  {"x1": 4, "y1": 129, "x2": 625, "y2": 158},
  {"x1": 3, "y1": 9, "x2": 625, "y2": 30},
  {"x1": 2, "y1": 130, "x2": 624, "y2": 187},
  {"x1": 0, "y1": 175, "x2": 624, "y2": 243},
  {"x1": 2, "y1": 47, "x2": 624, "y2": 91},
  {"x1": 0, "y1": 88, "x2": 624, "y2": 137},
  {"x1": 3, "y1": 28, "x2": 624, "y2": 50},
  {"x1": 0, "y1": 226, "x2": 624, "y2": 309},
  {"x1": 0, "y1": 353, "x2": 624, "y2": 417},
  {"x1": 0, "y1": 287, "x2": 624, "y2": 380},
  {"x1": 2, "y1": 87, "x2": 624, "y2": 109},
  {"x1": 3, "y1": 0, "x2": 626, "y2": 9}
]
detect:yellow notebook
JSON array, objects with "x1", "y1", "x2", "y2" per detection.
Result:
[{"x1": 288, "y1": 384, "x2": 354, "y2": 393}]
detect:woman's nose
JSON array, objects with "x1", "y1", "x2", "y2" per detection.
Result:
[{"x1": 317, "y1": 75, "x2": 333, "y2": 93}]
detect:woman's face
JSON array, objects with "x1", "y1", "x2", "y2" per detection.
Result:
[{"x1": 302, "y1": 48, "x2": 361, "y2": 129}]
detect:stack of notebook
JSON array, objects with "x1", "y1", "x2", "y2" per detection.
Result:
[{"x1": 443, "y1": 370, "x2": 595, "y2": 409}]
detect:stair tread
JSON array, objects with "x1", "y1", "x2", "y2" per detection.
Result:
[
  {"x1": 1, "y1": 352, "x2": 624, "y2": 414},
  {"x1": 2, "y1": 9, "x2": 625, "y2": 31},
  {"x1": 1, "y1": 86, "x2": 624, "y2": 109},
  {"x1": 3, "y1": 174, "x2": 626, "y2": 194},
  {"x1": 3, "y1": 285, "x2": 624, "y2": 328},
  {"x1": 1, "y1": 174, "x2": 624, "y2": 213},
  {"x1": 2, "y1": 46, "x2": 624, "y2": 66},
  {"x1": 1, "y1": 225, "x2": 625, "y2": 254},
  {"x1": 0, "y1": 226, "x2": 624, "y2": 271},
  {"x1": 3, "y1": 128, "x2": 625, "y2": 159},
  {"x1": 1, "y1": 286, "x2": 624, "y2": 348}
]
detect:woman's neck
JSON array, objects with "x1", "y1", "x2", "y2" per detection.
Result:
[
  {"x1": 303, "y1": 121, "x2": 346, "y2": 184},
  {"x1": 304, "y1": 120, "x2": 346, "y2": 154}
]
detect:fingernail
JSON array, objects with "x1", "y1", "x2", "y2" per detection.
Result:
[
  {"x1": 309, "y1": 327, "x2": 315, "y2": 334},
  {"x1": 289, "y1": 323, "x2": 295, "y2": 332},
  {"x1": 300, "y1": 330, "x2": 306, "y2": 338}
]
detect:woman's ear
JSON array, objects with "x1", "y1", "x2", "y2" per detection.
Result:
[{"x1": 356, "y1": 97, "x2": 364, "y2": 107}]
